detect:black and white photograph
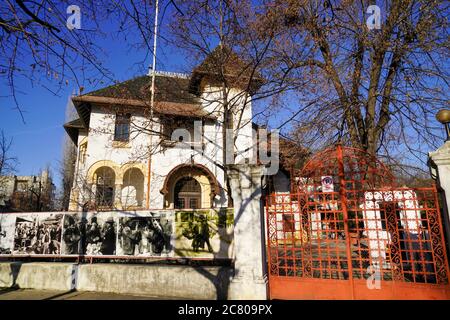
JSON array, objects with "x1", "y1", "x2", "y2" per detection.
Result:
[
  {"x1": 85, "y1": 212, "x2": 117, "y2": 255},
  {"x1": 13, "y1": 213, "x2": 62, "y2": 255},
  {"x1": 0, "y1": 214, "x2": 15, "y2": 254},
  {"x1": 117, "y1": 212, "x2": 173, "y2": 257},
  {"x1": 61, "y1": 214, "x2": 82, "y2": 255},
  {"x1": 61, "y1": 213, "x2": 117, "y2": 255}
]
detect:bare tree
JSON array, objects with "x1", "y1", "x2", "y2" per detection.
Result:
[
  {"x1": 253, "y1": 0, "x2": 448, "y2": 165},
  {"x1": 0, "y1": 130, "x2": 17, "y2": 177},
  {"x1": 60, "y1": 143, "x2": 77, "y2": 210},
  {"x1": 165, "y1": 0, "x2": 292, "y2": 202},
  {"x1": 0, "y1": 1, "x2": 119, "y2": 120},
  {"x1": 9, "y1": 167, "x2": 55, "y2": 212}
]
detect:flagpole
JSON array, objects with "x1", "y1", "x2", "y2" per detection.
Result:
[{"x1": 146, "y1": 0, "x2": 159, "y2": 209}]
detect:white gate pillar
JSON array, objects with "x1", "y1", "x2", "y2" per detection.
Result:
[
  {"x1": 429, "y1": 140, "x2": 450, "y2": 256},
  {"x1": 227, "y1": 164, "x2": 268, "y2": 300}
]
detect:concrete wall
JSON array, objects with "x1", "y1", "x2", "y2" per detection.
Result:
[
  {"x1": 0, "y1": 262, "x2": 74, "y2": 291},
  {"x1": 0, "y1": 262, "x2": 232, "y2": 299}
]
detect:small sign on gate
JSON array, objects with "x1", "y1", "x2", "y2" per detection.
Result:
[{"x1": 321, "y1": 176, "x2": 334, "y2": 192}]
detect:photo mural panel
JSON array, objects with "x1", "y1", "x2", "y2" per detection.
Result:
[
  {"x1": 174, "y1": 208, "x2": 234, "y2": 259},
  {"x1": 61, "y1": 212, "x2": 117, "y2": 256},
  {"x1": 116, "y1": 211, "x2": 174, "y2": 257},
  {"x1": 0, "y1": 209, "x2": 233, "y2": 259},
  {"x1": 13, "y1": 212, "x2": 63, "y2": 255},
  {"x1": 0, "y1": 214, "x2": 16, "y2": 254}
]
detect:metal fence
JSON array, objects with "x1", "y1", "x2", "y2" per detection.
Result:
[{"x1": 266, "y1": 145, "x2": 450, "y2": 299}]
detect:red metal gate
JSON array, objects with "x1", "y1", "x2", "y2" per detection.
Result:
[{"x1": 266, "y1": 145, "x2": 450, "y2": 299}]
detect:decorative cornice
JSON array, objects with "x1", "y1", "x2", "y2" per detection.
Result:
[{"x1": 429, "y1": 141, "x2": 450, "y2": 165}]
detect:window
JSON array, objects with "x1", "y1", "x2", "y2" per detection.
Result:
[
  {"x1": 15, "y1": 180, "x2": 28, "y2": 192},
  {"x1": 176, "y1": 198, "x2": 186, "y2": 209},
  {"x1": 79, "y1": 142, "x2": 88, "y2": 164},
  {"x1": 226, "y1": 110, "x2": 233, "y2": 130},
  {"x1": 114, "y1": 113, "x2": 131, "y2": 142},
  {"x1": 189, "y1": 198, "x2": 199, "y2": 209},
  {"x1": 95, "y1": 167, "x2": 115, "y2": 207},
  {"x1": 174, "y1": 177, "x2": 201, "y2": 209}
]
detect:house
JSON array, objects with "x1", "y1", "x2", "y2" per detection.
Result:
[
  {"x1": 64, "y1": 47, "x2": 268, "y2": 212},
  {"x1": 0, "y1": 170, "x2": 54, "y2": 212}
]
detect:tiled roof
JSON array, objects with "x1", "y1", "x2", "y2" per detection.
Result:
[
  {"x1": 253, "y1": 123, "x2": 309, "y2": 172},
  {"x1": 193, "y1": 46, "x2": 246, "y2": 76},
  {"x1": 189, "y1": 45, "x2": 264, "y2": 94},
  {"x1": 65, "y1": 46, "x2": 264, "y2": 142},
  {"x1": 72, "y1": 73, "x2": 216, "y2": 120},
  {"x1": 84, "y1": 74, "x2": 199, "y2": 104}
]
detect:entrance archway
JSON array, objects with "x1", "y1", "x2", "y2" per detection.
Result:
[{"x1": 160, "y1": 163, "x2": 220, "y2": 209}]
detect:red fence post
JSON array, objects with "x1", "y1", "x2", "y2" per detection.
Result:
[{"x1": 336, "y1": 144, "x2": 355, "y2": 299}]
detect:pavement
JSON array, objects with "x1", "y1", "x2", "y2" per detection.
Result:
[{"x1": 0, "y1": 288, "x2": 174, "y2": 300}]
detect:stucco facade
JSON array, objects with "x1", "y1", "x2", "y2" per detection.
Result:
[{"x1": 67, "y1": 72, "x2": 255, "y2": 212}]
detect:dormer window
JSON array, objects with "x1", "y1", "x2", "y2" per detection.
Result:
[{"x1": 114, "y1": 113, "x2": 131, "y2": 142}]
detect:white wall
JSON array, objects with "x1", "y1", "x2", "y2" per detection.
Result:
[
  {"x1": 71, "y1": 81, "x2": 255, "y2": 210},
  {"x1": 200, "y1": 85, "x2": 255, "y2": 165},
  {"x1": 85, "y1": 106, "x2": 150, "y2": 167}
]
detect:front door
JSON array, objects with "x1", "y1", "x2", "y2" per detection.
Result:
[{"x1": 174, "y1": 177, "x2": 201, "y2": 209}]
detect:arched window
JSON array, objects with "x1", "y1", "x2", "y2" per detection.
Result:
[
  {"x1": 122, "y1": 168, "x2": 144, "y2": 208},
  {"x1": 174, "y1": 177, "x2": 201, "y2": 209},
  {"x1": 94, "y1": 167, "x2": 115, "y2": 207}
]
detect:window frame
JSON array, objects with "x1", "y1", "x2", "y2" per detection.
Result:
[
  {"x1": 95, "y1": 168, "x2": 115, "y2": 208},
  {"x1": 174, "y1": 177, "x2": 202, "y2": 209},
  {"x1": 114, "y1": 113, "x2": 131, "y2": 142}
]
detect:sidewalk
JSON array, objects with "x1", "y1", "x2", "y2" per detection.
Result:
[{"x1": 0, "y1": 288, "x2": 175, "y2": 300}]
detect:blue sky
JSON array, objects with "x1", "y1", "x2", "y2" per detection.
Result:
[
  {"x1": 0, "y1": 2, "x2": 447, "y2": 190},
  {"x1": 0, "y1": 5, "x2": 188, "y2": 189}
]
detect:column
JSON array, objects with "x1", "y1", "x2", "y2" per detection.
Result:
[
  {"x1": 89, "y1": 183, "x2": 96, "y2": 206},
  {"x1": 90, "y1": 183, "x2": 96, "y2": 198},
  {"x1": 114, "y1": 184, "x2": 123, "y2": 210},
  {"x1": 429, "y1": 141, "x2": 450, "y2": 258},
  {"x1": 68, "y1": 188, "x2": 79, "y2": 211},
  {"x1": 227, "y1": 164, "x2": 267, "y2": 300}
]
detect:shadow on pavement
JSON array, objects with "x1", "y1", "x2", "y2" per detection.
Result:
[
  {"x1": 0, "y1": 285, "x2": 20, "y2": 296},
  {"x1": 43, "y1": 289, "x2": 77, "y2": 300}
]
